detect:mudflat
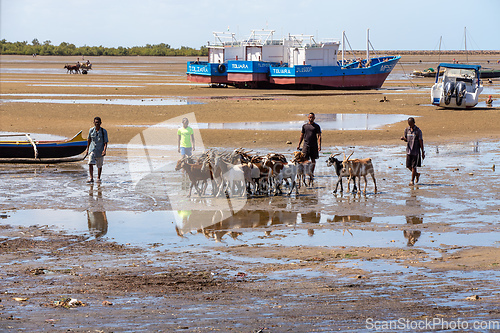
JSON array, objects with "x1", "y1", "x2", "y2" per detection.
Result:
[{"x1": 1, "y1": 54, "x2": 500, "y2": 332}]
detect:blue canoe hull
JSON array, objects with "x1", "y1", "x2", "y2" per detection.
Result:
[{"x1": 0, "y1": 131, "x2": 87, "y2": 159}]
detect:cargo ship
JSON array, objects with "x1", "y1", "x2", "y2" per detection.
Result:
[{"x1": 186, "y1": 29, "x2": 400, "y2": 89}]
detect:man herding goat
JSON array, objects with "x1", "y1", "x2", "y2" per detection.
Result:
[{"x1": 297, "y1": 113, "x2": 322, "y2": 178}]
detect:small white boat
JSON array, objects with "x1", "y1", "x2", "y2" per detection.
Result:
[{"x1": 431, "y1": 63, "x2": 483, "y2": 109}]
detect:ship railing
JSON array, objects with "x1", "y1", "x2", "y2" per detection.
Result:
[{"x1": 210, "y1": 31, "x2": 238, "y2": 47}]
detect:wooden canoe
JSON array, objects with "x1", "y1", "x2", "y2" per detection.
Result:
[{"x1": 0, "y1": 131, "x2": 87, "y2": 160}]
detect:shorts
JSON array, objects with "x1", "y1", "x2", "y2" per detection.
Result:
[
  {"x1": 88, "y1": 152, "x2": 104, "y2": 168},
  {"x1": 303, "y1": 145, "x2": 319, "y2": 161},
  {"x1": 180, "y1": 147, "x2": 192, "y2": 156},
  {"x1": 406, "y1": 154, "x2": 421, "y2": 169}
]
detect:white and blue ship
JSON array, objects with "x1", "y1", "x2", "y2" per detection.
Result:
[{"x1": 186, "y1": 29, "x2": 400, "y2": 89}]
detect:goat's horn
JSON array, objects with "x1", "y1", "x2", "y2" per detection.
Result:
[
  {"x1": 346, "y1": 152, "x2": 354, "y2": 160},
  {"x1": 332, "y1": 152, "x2": 341, "y2": 157}
]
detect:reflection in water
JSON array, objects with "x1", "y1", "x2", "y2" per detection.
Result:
[
  {"x1": 405, "y1": 189, "x2": 420, "y2": 209},
  {"x1": 175, "y1": 209, "x2": 385, "y2": 242},
  {"x1": 327, "y1": 215, "x2": 373, "y2": 223},
  {"x1": 87, "y1": 184, "x2": 108, "y2": 238},
  {"x1": 87, "y1": 211, "x2": 108, "y2": 238},
  {"x1": 406, "y1": 216, "x2": 423, "y2": 224},
  {"x1": 404, "y1": 215, "x2": 423, "y2": 246},
  {"x1": 176, "y1": 209, "x2": 309, "y2": 242},
  {"x1": 301, "y1": 212, "x2": 321, "y2": 224},
  {"x1": 403, "y1": 230, "x2": 422, "y2": 247},
  {"x1": 473, "y1": 141, "x2": 479, "y2": 153}
]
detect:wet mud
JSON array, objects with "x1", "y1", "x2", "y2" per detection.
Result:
[{"x1": 1, "y1": 54, "x2": 500, "y2": 332}]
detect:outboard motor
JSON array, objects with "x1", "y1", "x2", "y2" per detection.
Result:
[
  {"x1": 455, "y1": 81, "x2": 467, "y2": 106},
  {"x1": 444, "y1": 81, "x2": 455, "y2": 105}
]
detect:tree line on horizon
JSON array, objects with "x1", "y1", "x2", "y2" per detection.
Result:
[
  {"x1": 0, "y1": 39, "x2": 208, "y2": 56},
  {"x1": 1, "y1": 39, "x2": 497, "y2": 57}
]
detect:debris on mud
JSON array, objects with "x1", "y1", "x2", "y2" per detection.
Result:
[{"x1": 45, "y1": 297, "x2": 86, "y2": 308}]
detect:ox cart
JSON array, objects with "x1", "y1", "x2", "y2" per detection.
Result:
[
  {"x1": 63, "y1": 62, "x2": 93, "y2": 74},
  {"x1": 79, "y1": 62, "x2": 92, "y2": 74}
]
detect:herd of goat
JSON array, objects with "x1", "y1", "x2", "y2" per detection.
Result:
[{"x1": 174, "y1": 148, "x2": 377, "y2": 197}]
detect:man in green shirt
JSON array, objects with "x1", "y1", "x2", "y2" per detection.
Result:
[{"x1": 177, "y1": 118, "x2": 195, "y2": 157}]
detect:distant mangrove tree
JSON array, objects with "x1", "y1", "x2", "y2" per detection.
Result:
[{"x1": 0, "y1": 39, "x2": 208, "y2": 56}]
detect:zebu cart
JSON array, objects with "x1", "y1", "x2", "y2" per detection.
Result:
[{"x1": 79, "y1": 62, "x2": 92, "y2": 74}]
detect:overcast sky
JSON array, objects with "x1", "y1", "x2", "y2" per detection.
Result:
[{"x1": 1, "y1": 0, "x2": 499, "y2": 50}]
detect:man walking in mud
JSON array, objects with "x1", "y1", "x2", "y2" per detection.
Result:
[
  {"x1": 297, "y1": 112, "x2": 322, "y2": 176},
  {"x1": 401, "y1": 117, "x2": 425, "y2": 185},
  {"x1": 85, "y1": 116, "x2": 108, "y2": 183}
]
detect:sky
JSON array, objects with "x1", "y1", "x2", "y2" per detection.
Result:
[{"x1": 1, "y1": 0, "x2": 499, "y2": 50}]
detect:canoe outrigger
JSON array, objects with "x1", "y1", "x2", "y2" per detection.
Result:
[
  {"x1": 0, "y1": 131, "x2": 87, "y2": 162},
  {"x1": 431, "y1": 63, "x2": 483, "y2": 109},
  {"x1": 412, "y1": 67, "x2": 444, "y2": 77}
]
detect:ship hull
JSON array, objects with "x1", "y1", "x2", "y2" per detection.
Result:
[
  {"x1": 187, "y1": 56, "x2": 400, "y2": 90},
  {"x1": 269, "y1": 56, "x2": 400, "y2": 89}
]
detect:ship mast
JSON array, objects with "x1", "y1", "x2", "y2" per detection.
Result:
[
  {"x1": 342, "y1": 31, "x2": 345, "y2": 66},
  {"x1": 464, "y1": 26, "x2": 468, "y2": 64},
  {"x1": 366, "y1": 29, "x2": 370, "y2": 62},
  {"x1": 438, "y1": 36, "x2": 442, "y2": 64}
]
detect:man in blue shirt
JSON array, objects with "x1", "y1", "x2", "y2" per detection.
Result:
[{"x1": 85, "y1": 117, "x2": 108, "y2": 183}]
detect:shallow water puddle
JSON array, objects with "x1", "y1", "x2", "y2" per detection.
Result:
[
  {"x1": 1, "y1": 141, "x2": 498, "y2": 254},
  {"x1": 1, "y1": 98, "x2": 203, "y2": 106},
  {"x1": 119, "y1": 113, "x2": 410, "y2": 131},
  {"x1": 1, "y1": 209, "x2": 499, "y2": 251}
]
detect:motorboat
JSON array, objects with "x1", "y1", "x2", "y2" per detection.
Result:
[{"x1": 431, "y1": 63, "x2": 483, "y2": 108}]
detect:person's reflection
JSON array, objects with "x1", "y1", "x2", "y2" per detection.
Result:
[
  {"x1": 406, "y1": 186, "x2": 421, "y2": 209},
  {"x1": 87, "y1": 183, "x2": 107, "y2": 237},
  {"x1": 406, "y1": 215, "x2": 423, "y2": 225},
  {"x1": 403, "y1": 215, "x2": 423, "y2": 246},
  {"x1": 301, "y1": 212, "x2": 320, "y2": 237},
  {"x1": 87, "y1": 211, "x2": 108, "y2": 238},
  {"x1": 403, "y1": 230, "x2": 421, "y2": 246},
  {"x1": 175, "y1": 210, "x2": 192, "y2": 237}
]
